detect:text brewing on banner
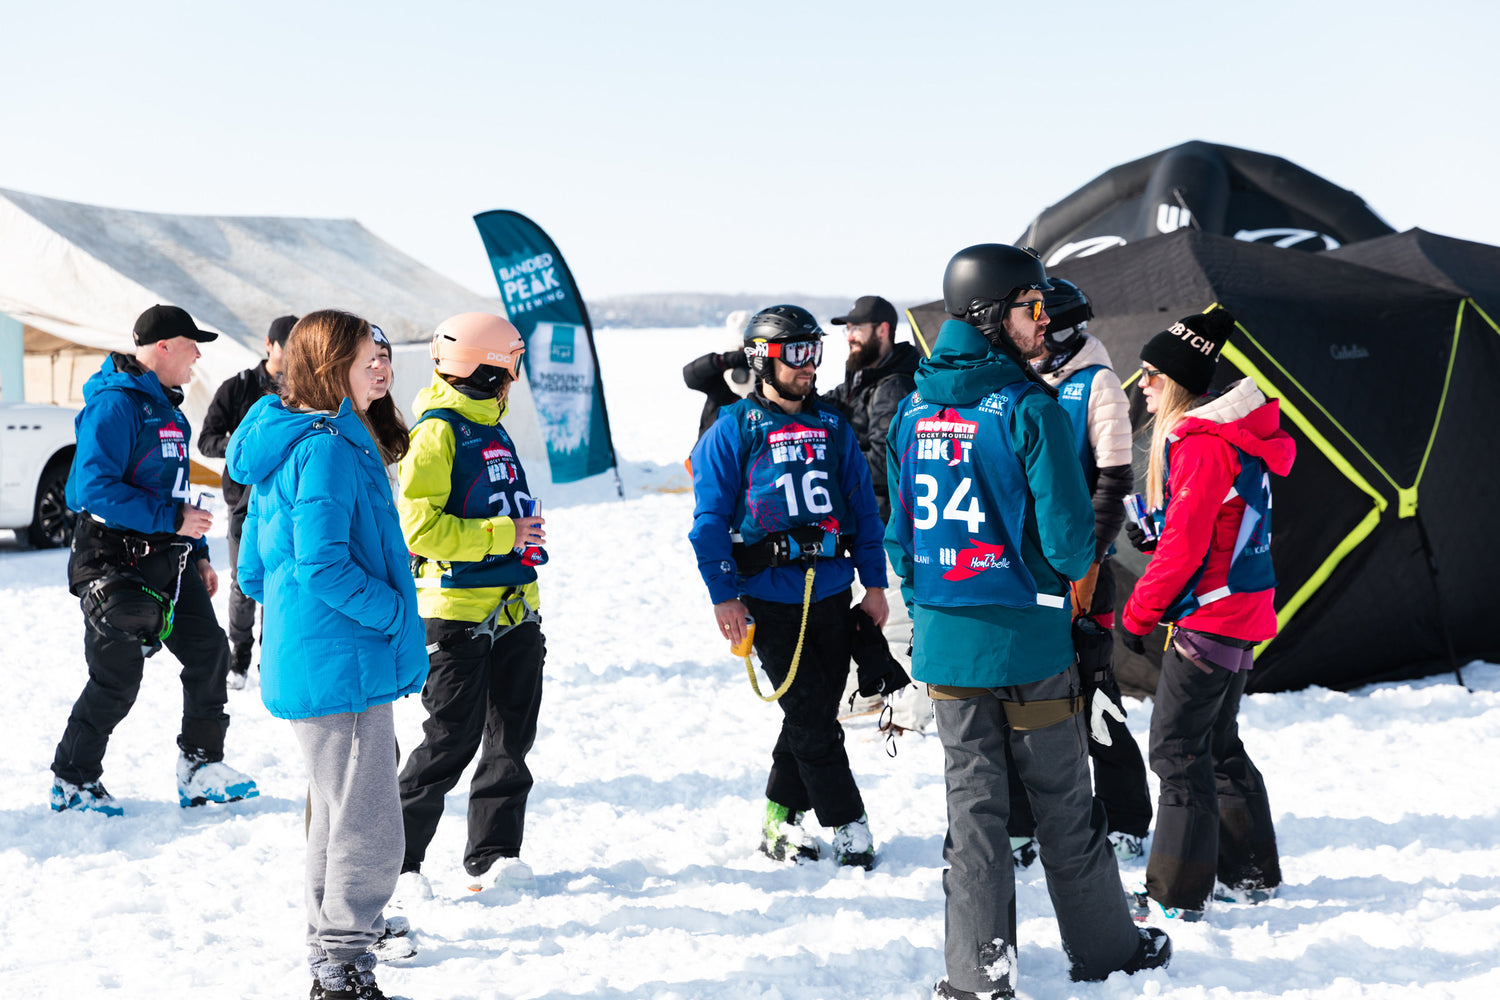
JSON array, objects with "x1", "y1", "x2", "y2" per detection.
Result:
[{"x1": 473, "y1": 210, "x2": 620, "y2": 487}]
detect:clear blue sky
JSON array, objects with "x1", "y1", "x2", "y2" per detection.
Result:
[{"x1": 4, "y1": 1, "x2": 1495, "y2": 301}]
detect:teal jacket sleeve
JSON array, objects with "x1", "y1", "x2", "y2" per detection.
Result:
[{"x1": 1011, "y1": 391, "x2": 1096, "y2": 585}]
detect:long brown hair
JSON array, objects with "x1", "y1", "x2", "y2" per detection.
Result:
[
  {"x1": 280, "y1": 310, "x2": 384, "y2": 448},
  {"x1": 1145, "y1": 375, "x2": 1200, "y2": 510}
]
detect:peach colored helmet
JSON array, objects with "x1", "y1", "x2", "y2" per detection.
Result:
[{"x1": 430, "y1": 313, "x2": 525, "y2": 379}]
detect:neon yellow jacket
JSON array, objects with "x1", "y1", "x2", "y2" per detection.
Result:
[{"x1": 398, "y1": 375, "x2": 542, "y2": 623}]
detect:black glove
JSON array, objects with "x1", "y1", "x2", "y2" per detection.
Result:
[
  {"x1": 851, "y1": 606, "x2": 912, "y2": 697},
  {"x1": 718, "y1": 349, "x2": 749, "y2": 371},
  {"x1": 1124, "y1": 520, "x2": 1157, "y2": 554},
  {"x1": 1120, "y1": 628, "x2": 1147, "y2": 655}
]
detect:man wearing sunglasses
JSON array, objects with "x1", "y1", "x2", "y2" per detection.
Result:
[
  {"x1": 888, "y1": 246, "x2": 1170, "y2": 998},
  {"x1": 689, "y1": 304, "x2": 890, "y2": 870}
]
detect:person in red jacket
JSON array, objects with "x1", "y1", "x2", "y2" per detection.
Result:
[{"x1": 1119, "y1": 308, "x2": 1295, "y2": 921}]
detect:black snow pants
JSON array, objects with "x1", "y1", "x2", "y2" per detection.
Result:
[
  {"x1": 744, "y1": 588, "x2": 865, "y2": 829},
  {"x1": 398, "y1": 617, "x2": 545, "y2": 878},
  {"x1": 224, "y1": 504, "x2": 259, "y2": 651},
  {"x1": 1006, "y1": 559, "x2": 1153, "y2": 839},
  {"x1": 52, "y1": 561, "x2": 231, "y2": 785},
  {"x1": 1145, "y1": 633, "x2": 1281, "y2": 910}
]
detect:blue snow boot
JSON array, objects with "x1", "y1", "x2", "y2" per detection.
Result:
[
  {"x1": 177, "y1": 749, "x2": 259, "y2": 807},
  {"x1": 50, "y1": 777, "x2": 123, "y2": 817}
]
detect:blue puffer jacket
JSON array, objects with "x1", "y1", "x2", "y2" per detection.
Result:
[
  {"x1": 66, "y1": 353, "x2": 207, "y2": 560},
  {"x1": 226, "y1": 395, "x2": 427, "y2": 720}
]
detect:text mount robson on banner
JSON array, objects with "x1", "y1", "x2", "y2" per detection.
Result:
[{"x1": 473, "y1": 209, "x2": 622, "y2": 493}]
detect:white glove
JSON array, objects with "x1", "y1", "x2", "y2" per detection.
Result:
[{"x1": 1088, "y1": 689, "x2": 1127, "y2": 746}]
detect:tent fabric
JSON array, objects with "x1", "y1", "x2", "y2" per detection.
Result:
[
  {"x1": 0, "y1": 188, "x2": 548, "y2": 486},
  {"x1": 907, "y1": 230, "x2": 1500, "y2": 694},
  {"x1": 1017, "y1": 140, "x2": 1395, "y2": 269}
]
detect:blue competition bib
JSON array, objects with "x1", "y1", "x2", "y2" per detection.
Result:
[
  {"x1": 890, "y1": 386, "x2": 1054, "y2": 609},
  {"x1": 1159, "y1": 443, "x2": 1276, "y2": 620},
  {"x1": 417, "y1": 408, "x2": 540, "y2": 588},
  {"x1": 730, "y1": 400, "x2": 852, "y2": 546}
]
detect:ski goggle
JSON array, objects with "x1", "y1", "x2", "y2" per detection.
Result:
[
  {"x1": 1008, "y1": 299, "x2": 1046, "y2": 322},
  {"x1": 749, "y1": 338, "x2": 823, "y2": 368}
]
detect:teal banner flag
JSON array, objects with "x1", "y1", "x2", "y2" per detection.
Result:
[{"x1": 473, "y1": 210, "x2": 619, "y2": 488}]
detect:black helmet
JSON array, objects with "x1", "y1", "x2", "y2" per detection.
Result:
[
  {"x1": 1042, "y1": 277, "x2": 1093, "y2": 353},
  {"x1": 743, "y1": 304, "x2": 825, "y2": 377},
  {"x1": 942, "y1": 244, "x2": 1052, "y2": 317}
]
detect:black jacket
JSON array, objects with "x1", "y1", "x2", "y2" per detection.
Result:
[
  {"x1": 821, "y1": 342, "x2": 920, "y2": 521},
  {"x1": 683, "y1": 350, "x2": 751, "y2": 438},
  {"x1": 197, "y1": 361, "x2": 279, "y2": 510}
]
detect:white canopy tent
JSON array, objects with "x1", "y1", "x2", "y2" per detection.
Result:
[{"x1": 0, "y1": 187, "x2": 549, "y2": 487}]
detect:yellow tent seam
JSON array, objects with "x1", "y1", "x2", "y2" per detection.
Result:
[
  {"x1": 1404, "y1": 302, "x2": 1465, "y2": 516},
  {"x1": 1229, "y1": 323, "x2": 1399, "y2": 492},
  {"x1": 1220, "y1": 342, "x2": 1388, "y2": 512},
  {"x1": 1255, "y1": 504, "x2": 1384, "y2": 657},
  {"x1": 906, "y1": 308, "x2": 933, "y2": 359}
]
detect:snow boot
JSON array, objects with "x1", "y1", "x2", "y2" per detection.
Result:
[
  {"x1": 1214, "y1": 880, "x2": 1279, "y2": 905},
  {"x1": 1009, "y1": 836, "x2": 1037, "y2": 870},
  {"x1": 391, "y1": 869, "x2": 432, "y2": 908},
  {"x1": 832, "y1": 814, "x2": 875, "y2": 870},
  {"x1": 1109, "y1": 831, "x2": 1144, "y2": 862},
  {"x1": 176, "y1": 748, "x2": 259, "y2": 807},
  {"x1": 467, "y1": 857, "x2": 536, "y2": 893},
  {"x1": 50, "y1": 777, "x2": 123, "y2": 817},
  {"x1": 227, "y1": 642, "x2": 252, "y2": 690},
  {"x1": 932, "y1": 975, "x2": 1014, "y2": 999},
  {"x1": 1120, "y1": 926, "x2": 1173, "y2": 975},
  {"x1": 310, "y1": 952, "x2": 386, "y2": 1000},
  {"x1": 1127, "y1": 882, "x2": 1204, "y2": 923},
  {"x1": 369, "y1": 915, "x2": 416, "y2": 962},
  {"x1": 760, "y1": 799, "x2": 819, "y2": 863}
]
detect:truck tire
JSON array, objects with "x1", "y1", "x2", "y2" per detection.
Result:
[{"x1": 27, "y1": 455, "x2": 74, "y2": 549}]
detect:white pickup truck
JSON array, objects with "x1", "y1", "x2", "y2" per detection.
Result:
[{"x1": 0, "y1": 401, "x2": 78, "y2": 548}]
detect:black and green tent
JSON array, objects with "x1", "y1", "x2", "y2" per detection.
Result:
[{"x1": 908, "y1": 229, "x2": 1500, "y2": 694}]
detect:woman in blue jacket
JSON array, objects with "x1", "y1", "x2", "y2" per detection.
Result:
[{"x1": 227, "y1": 310, "x2": 426, "y2": 1000}]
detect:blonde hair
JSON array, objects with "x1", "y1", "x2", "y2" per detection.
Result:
[{"x1": 1144, "y1": 375, "x2": 1201, "y2": 510}]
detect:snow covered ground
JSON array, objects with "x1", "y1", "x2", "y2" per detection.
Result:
[{"x1": 3, "y1": 326, "x2": 1499, "y2": 999}]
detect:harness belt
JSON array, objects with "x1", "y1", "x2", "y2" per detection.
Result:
[
  {"x1": 926, "y1": 683, "x2": 1084, "y2": 731},
  {"x1": 427, "y1": 587, "x2": 539, "y2": 655},
  {"x1": 731, "y1": 527, "x2": 852, "y2": 576}
]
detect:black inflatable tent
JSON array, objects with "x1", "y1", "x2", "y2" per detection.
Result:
[
  {"x1": 908, "y1": 229, "x2": 1500, "y2": 694},
  {"x1": 1018, "y1": 139, "x2": 1395, "y2": 268}
]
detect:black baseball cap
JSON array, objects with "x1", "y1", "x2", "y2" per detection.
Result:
[
  {"x1": 831, "y1": 295, "x2": 899, "y2": 331},
  {"x1": 133, "y1": 304, "x2": 218, "y2": 345},
  {"x1": 266, "y1": 315, "x2": 299, "y2": 346}
]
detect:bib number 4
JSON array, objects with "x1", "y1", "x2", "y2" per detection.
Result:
[{"x1": 912, "y1": 474, "x2": 986, "y2": 532}]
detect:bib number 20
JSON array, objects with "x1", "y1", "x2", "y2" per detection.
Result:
[
  {"x1": 774, "y1": 470, "x2": 832, "y2": 518},
  {"x1": 912, "y1": 474, "x2": 986, "y2": 532}
]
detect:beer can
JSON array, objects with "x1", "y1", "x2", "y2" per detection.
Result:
[{"x1": 730, "y1": 616, "x2": 756, "y2": 657}]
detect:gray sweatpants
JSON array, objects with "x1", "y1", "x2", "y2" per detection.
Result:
[
  {"x1": 291, "y1": 701, "x2": 403, "y2": 962},
  {"x1": 933, "y1": 666, "x2": 1138, "y2": 994}
]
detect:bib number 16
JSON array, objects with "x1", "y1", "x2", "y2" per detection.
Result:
[
  {"x1": 774, "y1": 470, "x2": 832, "y2": 518},
  {"x1": 912, "y1": 474, "x2": 986, "y2": 532}
]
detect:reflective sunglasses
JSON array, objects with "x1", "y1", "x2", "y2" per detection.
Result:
[
  {"x1": 1138, "y1": 364, "x2": 1164, "y2": 387},
  {"x1": 757, "y1": 339, "x2": 823, "y2": 368},
  {"x1": 1008, "y1": 299, "x2": 1046, "y2": 322}
]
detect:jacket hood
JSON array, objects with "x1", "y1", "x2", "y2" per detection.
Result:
[
  {"x1": 914, "y1": 319, "x2": 1029, "y2": 406},
  {"x1": 1037, "y1": 334, "x2": 1116, "y2": 386},
  {"x1": 227, "y1": 395, "x2": 378, "y2": 487},
  {"x1": 82, "y1": 352, "x2": 177, "y2": 408},
  {"x1": 411, "y1": 374, "x2": 510, "y2": 425},
  {"x1": 1173, "y1": 378, "x2": 1295, "y2": 476},
  {"x1": 878, "y1": 341, "x2": 922, "y2": 377}
]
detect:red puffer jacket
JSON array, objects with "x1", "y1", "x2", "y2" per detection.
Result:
[{"x1": 1123, "y1": 380, "x2": 1296, "y2": 643}]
